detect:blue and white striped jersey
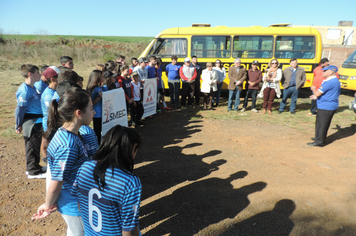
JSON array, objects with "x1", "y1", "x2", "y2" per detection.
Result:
[
  {"x1": 71, "y1": 161, "x2": 142, "y2": 235},
  {"x1": 47, "y1": 127, "x2": 89, "y2": 216},
  {"x1": 79, "y1": 125, "x2": 99, "y2": 160}
]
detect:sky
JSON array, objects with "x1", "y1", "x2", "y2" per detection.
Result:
[{"x1": 1, "y1": 0, "x2": 356, "y2": 37}]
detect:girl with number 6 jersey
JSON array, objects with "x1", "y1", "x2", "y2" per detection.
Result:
[
  {"x1": 32, "y1": 88, "x2": 95, "y2": 236},
  {"x1": 71, "y1": 125, "x2": 142, "y2": 236}
]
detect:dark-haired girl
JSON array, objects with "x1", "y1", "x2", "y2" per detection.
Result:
[
  {"x1": 32, "y1": 88, "x2": 95, "y2": 236},
  {"x1": 71, "y1": 125, "x2": 142, "y2": 236},
  {"x1": 87, "y1": 70, "x2": 105, "y2": 143},
  {"x1": 102, "y1": 70, "x2": 117, "y2": 91}
]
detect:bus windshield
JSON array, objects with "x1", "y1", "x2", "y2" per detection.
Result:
[
  {"x1": 148, "y1": 38, "x2": 187, "y2": 58},
  {"x1": 342, "y1": 50, "x2": 356, "y2": 68}
]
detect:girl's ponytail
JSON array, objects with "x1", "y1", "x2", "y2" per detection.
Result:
[{"x1": 44, "y1": 99, "x2": 61, "y2": 142}]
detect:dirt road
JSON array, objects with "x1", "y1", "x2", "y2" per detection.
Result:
[{"x1": 1, "y1": 104, "x2": 356, "y2": 235}]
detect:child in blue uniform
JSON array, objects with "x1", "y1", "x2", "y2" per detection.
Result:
[
  {"x1": 87, "y1": 70, "x2": 105, "y2": 143},
  {"x1": 15, "y1": 64, "x2": 45, "y2": 179},
  {"x1": 72, "y1": 125, "x2": 142, "y2": 236},
  {"x1": 34, "y1": 65, "x2": 49, "y2": 94},
  {"x1": 32, "y1": 88, "x2": 95, "y2": 236}
]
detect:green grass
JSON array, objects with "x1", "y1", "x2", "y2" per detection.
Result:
[
  {"x1": 199, "y1": 91, "x2": 356, "y2": 135},
  {"x1": 3, "y1": 34, "x2": 153, "y2": 44}
]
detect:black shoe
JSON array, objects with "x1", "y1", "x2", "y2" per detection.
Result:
[
  {"x1": 311, "y1": 138, "x2": 315, "y2": 141},
  {"x1": 291, "y1": 112, "x2": 296, "y2": 115},
  {"x1": 136, "y1": 121, "x2": 145, "y2": 126},
  {"x1": 278, "y1": 111, "x2": 283, "y2": 114},
  {"x1": 307, "y1": 142, "x2": 324, "y2": 147}
]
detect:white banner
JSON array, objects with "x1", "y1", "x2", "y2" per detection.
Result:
[
  {"x1": 102, "y1": 88, "x2": 128, "y2": 137},
  {"x1": 142, "y1": 78, "x2": 157, "y2": 118}
]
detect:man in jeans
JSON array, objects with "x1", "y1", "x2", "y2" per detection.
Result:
[
  {"x1": 241, "y1": 60, "x2": 262, "y2": 112},
  {"x1": 190, "y1": 56, "x2": 202, "y2": 106},
  {"x1": 227, "y1": 58, "x2": 246, "y2": 111},
  {"x1": 279, "y1": 58, "x2": 306, "y2": 115},
  {"x1": 166, "y1": 56, "x2": 181, "y2": 108},
  {"x1": 180, "y1": 57, "x2": 197, "y2": 107}
]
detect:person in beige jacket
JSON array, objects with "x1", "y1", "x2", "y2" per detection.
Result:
[
  {"x1": 227, "y1": 58, "x2": 247, "y2": 111},
  {"x1": 201, "y1": 62, "x2": 218, "y2": 110}
]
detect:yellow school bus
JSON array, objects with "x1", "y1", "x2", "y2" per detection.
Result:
[
  {"x1": 338, "y1": 50, "x2": 356, "y2": 91},
  {"x1": 139, "y1": 23, "x2": 322, "y2": 89}
]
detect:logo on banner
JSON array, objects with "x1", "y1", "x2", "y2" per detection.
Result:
[
  {"x1": 146, "y1": 88, "x2": 154, "y2": 102},
  {"x1": 103, "y1": 97, "x2": 114, "y2": 123},
  {"x1": 145, "y1": 82, "x2": 156, "y2": 103}
]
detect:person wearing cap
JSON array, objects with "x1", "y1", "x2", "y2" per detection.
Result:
[
  {"x1": 278, "y1": 58, "x2": 306, "y2": 115},
  {"x1": 133, "y1": 57, "x2": 148, "y2": 99},
  {"x1": 307, "y1": 65, "x2": 341, "y2": 147},
  {"x1": 166, "y1": 56, "x2": 182, "y2": 108},
  {"x1": 40, "y1": 66, "x2": 61, "y2": 169},
  {"x1": 227, "y1": 58, "x2": 247, "y2": 111},
  {"x1": 241, "y1": 60, "x2": 262, "y2": 112},
  {"x1": 40, "y1": 66, "x2": 61, "y2": 132},
  {"x1": 179, "y1": 57, "x2": 197, "y2": 107},
  {"x1": 308, "y1": 58, "x2": 339, "y2": 117}
]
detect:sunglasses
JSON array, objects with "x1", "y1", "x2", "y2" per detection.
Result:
[{"x1": 271, "y1": 62, "x2": 278, "y2": 64}]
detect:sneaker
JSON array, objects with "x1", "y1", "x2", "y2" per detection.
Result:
[
  {"x1": 251, "y1": 108, "x2": 258, "y2": 113},
  {"x1": 163, "y1": 106, "x2": 172, "y2": 110},
  {"x1": 241, "y1": 108, "x2": 246, "y2": 112},
  {"x1": 28, "y1": 172, "x2": 47, "y2": 179},
  {"x1": 307, "y1": 113, "x2": 316, "y2": 117}
]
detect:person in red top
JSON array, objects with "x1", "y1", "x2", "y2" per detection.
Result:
[
  {"x1": 308, "y1": 58, "x2": 339, "y2": 116},
  {"x1": 117, "y1": 65, "x2": 135, "y2": 125},
  {"x1": 179, "y1": 57, "x2": 197, "y2": 107}
]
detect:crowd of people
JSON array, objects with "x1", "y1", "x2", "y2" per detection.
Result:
[{"x1": 14, "y1": 53, "x2": 341, "y2": 234}]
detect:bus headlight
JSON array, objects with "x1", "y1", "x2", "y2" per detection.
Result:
[{"x1": 350, "y1": 76, "x2": 356, "y2": 80}]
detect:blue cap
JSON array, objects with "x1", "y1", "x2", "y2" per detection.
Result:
[{"x1": 322, "y1": 65, "x2": 338, "y2": 72}]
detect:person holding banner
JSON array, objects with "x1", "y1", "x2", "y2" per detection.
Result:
[
  {"x1": 133, "y1": 58, "x2": 148, "y2": 100},
  {"x1": 118, "y1": 66, "x2": 135, "y2": 126},
  {"x1": 156, "y1": 57, "x2": 171, "y2": 110}
]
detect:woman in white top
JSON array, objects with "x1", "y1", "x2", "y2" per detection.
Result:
[
  {"x1": 258, "y1": 59, "x2": 282, "y2": 115},
  {"x1": 201, "y1": 62, "x2": 218, "y2": 110},
  {"x1": 212, "y1": 59, "x2": 226, "y2": 107}
]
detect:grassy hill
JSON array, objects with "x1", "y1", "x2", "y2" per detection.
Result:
[{"x1": 0, "y1": 34, "x2": 153, "y2": 70}]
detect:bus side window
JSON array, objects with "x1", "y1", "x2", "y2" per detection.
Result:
[
  {"x1": 191, "y1": 36, "x2": 231, "y2": 58},
  {"x1": 275, "y1": 36, "x2": 315, "y2": 59},
  {"x1": 233, "y1": 36, "x2": 273, "y2": 59}
]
